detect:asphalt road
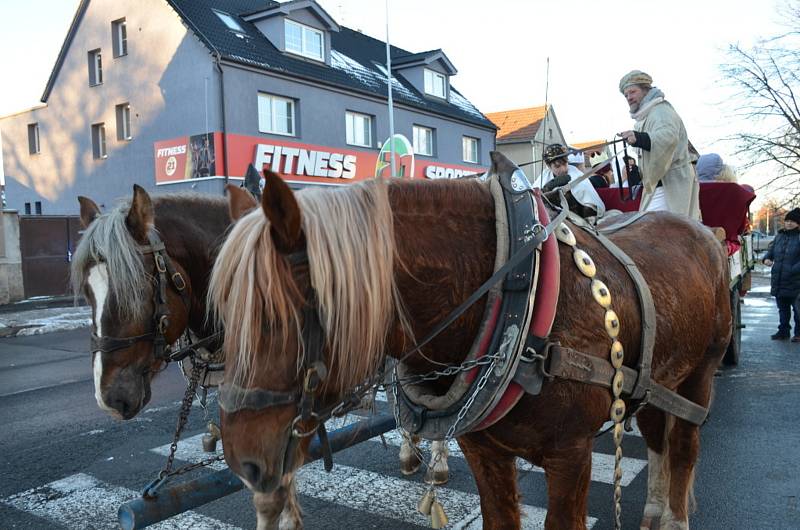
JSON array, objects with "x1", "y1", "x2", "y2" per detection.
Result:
[{"x1": 0, "y1": 283, "x2": 798, "y2": 529}]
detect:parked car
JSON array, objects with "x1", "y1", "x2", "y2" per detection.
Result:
[{"x1": 752, "y1": 231, "x2": 775, "y2": 252}]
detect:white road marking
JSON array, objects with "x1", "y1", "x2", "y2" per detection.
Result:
[{"x1": 0, "y1": 473, "x2": 239, "y2": 529}]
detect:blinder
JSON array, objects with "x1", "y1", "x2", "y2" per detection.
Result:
[{"x1": 90, "y1": 230, "x2": 190, "y2": 362}]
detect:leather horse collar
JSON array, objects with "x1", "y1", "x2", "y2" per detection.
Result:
[{"x1": 90, "y1": 230, "x2": 191, "y2": 362}]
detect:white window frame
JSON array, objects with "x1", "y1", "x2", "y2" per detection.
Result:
[
  {"x1": 423, "y1": 68, "x2": 446, "y2": 98},
  {"x1": 89, "y1": 49, "x2": 103, "y2": 86},
  {"x1": 112, "y1": 18, "x2": 127, "y2": 57},
  {"x1": 462, "y1": 136, "x2": 479, "y2": 164},
  {"x1": 258, "y1": 93, "x2": 296, "y2": 136},
  {"x1": 284, "y1": 19, "x2": 324, "y2": 61},
  {"x1": 413, "y1": 125, "x2": 434, "y2": 156},
  {"x1": 92, "y1": 123, "x2": 107, "y2": 159},
  {"x1": 214, "y1": 10, "x2": 245, "y2": 33},
  {"x1": 345, "y1": 111, "x2": 372, "y2": 148},
  {"x1": 116, "y1": 103, "x2": 131, "y2": 141},
  {"x1": 28, "y1": 123, "x2": 40, "y2": 154}
]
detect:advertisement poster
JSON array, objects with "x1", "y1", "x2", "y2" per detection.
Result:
[{"x1": 154, "y1": 133, "x2": 222, "y2": 184}]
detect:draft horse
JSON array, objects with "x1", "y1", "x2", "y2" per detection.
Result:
[
  {"x1": 71, "y1": 186, "x2": 302, "y2": 527},
  {"x1": 209, "y1": 152, "x2": 731, "y2": 530}
]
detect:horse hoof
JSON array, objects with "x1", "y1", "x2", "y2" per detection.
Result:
[
  {"x1": 400, "y1": 455, "x2": 422, "y2": 475},
  {"x1": 424, "y1": 467, "x2": 449, "y2": 485},
  {"x1": 639, "y1": 516, "x2": 661, "y2": 530}
]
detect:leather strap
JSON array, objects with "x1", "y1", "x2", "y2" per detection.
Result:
[
  {"x1": 544, "y1": 345, "x2": 708, "y2": 426},
  {"x1": 217, "y1": 382, "x2": 300, "y2": 413}
]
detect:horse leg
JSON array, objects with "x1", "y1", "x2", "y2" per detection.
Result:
[
  {"x1": 252, "y1": 472, "x2": 303, "y2": 530},
  {"x1": 540, "y1": 439, "x2": 594, "y2": 530},
  {"x1": 399, "y1": 433, "x2": 422, "y2": 475},
  {"x1": 424, "y1": 440, "x2": 450, "y2": 484},
  {"x1": 637, "y1": 408, "x2": 669, "y2": 530},
  {"x1": 661, "y1": 362, "x2": 718, "y2": 530},
  {"x1": 458, "y1": 432, "x2": 521, "y2": 530}
]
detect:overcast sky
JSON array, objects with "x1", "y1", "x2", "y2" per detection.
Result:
[{"x1": 0, "y1": 0, "x2": 788, "y2": 198}]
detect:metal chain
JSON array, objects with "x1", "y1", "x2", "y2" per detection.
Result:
[{"x1": 143, "y1": 357, "x2": 207, "y2": 497}]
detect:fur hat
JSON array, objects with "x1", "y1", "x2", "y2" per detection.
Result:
[
  {"x1": 544, "y1": 143, "x2": 569, "y2": 164},
  {"x1": 785, "y1": 208, "x2": 800, "y2": 224},
  {"x1": 619, "y1": 70, "x2": 653, "y2": 93}
]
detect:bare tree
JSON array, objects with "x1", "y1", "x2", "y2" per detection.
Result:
[{"x1": 722, "y1": 1, "x2": 800, "y2": 206}]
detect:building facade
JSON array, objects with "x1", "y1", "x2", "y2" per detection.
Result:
[
  {"x1": 0, "y1": 0, "x2": 496, "y2": 215},
  {"x1": 484, "y1": 105, "x2": 567, "y2": 184}
]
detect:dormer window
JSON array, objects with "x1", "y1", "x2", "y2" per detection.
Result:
[
  {"x1": 214, "y1": 10, "x2": 245, "y2": 33},
  {"x1": 424, "y1": 68, "x2": 446, "y2": 98},
  {"x1": 285, "y1": 19, "x2": 323, "y2": 61}
]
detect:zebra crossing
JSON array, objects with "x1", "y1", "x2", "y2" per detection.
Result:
[{"x1": 2, "y1": 389, "x2": 649, "y2": 530}]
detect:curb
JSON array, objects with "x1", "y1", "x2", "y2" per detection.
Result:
[{"x1": 0, "y1": 295, "x2": 87, "y2": 314}]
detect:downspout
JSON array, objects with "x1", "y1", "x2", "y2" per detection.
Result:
[{"x1": 215, "y1": 52, "x2": 229, "y2": 186}]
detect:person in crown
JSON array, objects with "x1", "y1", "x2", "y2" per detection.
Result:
[{"x1": 539, "y1": 143, "x2": 606, "y2": 217}]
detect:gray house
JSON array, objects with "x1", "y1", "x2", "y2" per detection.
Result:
[{"x1": 0, "y1": 0, "x2": 496, "y2": 215}]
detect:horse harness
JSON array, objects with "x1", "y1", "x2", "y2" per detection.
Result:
[
  {"x1": 216, "y1": 167, "x2": 710, "y2": 481},
  {"x1": 90, "y1": 229, "x2": 220, "y2": 365}
]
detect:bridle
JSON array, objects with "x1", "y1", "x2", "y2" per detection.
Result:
[{"x1": 90, "y1": 230, "x2": 193, "y2": 362}]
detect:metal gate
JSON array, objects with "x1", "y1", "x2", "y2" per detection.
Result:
[{"x1": 19, "y1": 216, "x2": 81, "y2": 298}]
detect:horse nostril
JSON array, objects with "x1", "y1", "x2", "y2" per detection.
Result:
[{"x1": 240, "y1": 461, "x2": 262, "y2": 485}]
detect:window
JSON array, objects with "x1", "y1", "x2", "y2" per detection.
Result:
[
  {"x1": 24, "y1": 203, "x2": 31, "y2": 215},
  {"x1": 34, "y1": 202, "x2": 42, "y2": 215},
  {"x1": 214, "y1": 10, "x2": 244, "y2": 32},
  {"x1": 424, "y1": 69, "x2": 446, "y2": 98},
  {"x1": 346, "y1": 111, "x2": 372, "y2": 147},
  {"x1": 413, "y1": 125, "x2": 434, "y2": 156},
  {"x1": 112, "y1": 18, "x2": 127, "y2": 57},
  {"x1": 284, "y1": 19, "x2": 324, "y2": 61},
  {"x1": 88, "y1": 49, "x2": 103, "y2": 85},
  {"x1": 92, "y1": 123, "x2": 107, "y2": 159},
  {"x1": 258, "y1": 93, "x2": 295, "y2": 136},
  {"x1": 28, "y1": 123, "x2": 40, "y2": 154},
  {"x1": 116, "y1": 103, "x2": 131, "y2": 140},
  {"x1": 462, "y1": 136, "x2": 479, "y2": 164}
]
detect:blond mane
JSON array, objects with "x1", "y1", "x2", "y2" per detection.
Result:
[{"x1": 208, "y1": 179, "x2": 403, "y2": 392}]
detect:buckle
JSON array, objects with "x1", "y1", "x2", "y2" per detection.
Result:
[
  {"x1": 172, "y1": 272, "x2": 186, "y2": 291},
  {"x1": 520, "y1": 345, "x2": 553, "y2": 378},
  {"x1": 158, "y1": 315, "x2": 169, "y2": 334},
  {"x1": 155, "y1": 254, "x2": 167, "y2": 273},
  {"x1": 291, "y1": 414, "x2": 320, "y2": 438},
  {"x1": 303, "y1": 362, "x2": 328, "y2": 392}
]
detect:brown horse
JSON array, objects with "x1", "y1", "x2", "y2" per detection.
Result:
[
  {"x1": 72, "y1": 186, "x2": 302, "y2": 528},
  {"x1": 208, "y1": 154, "x2": 731, "y2": 530}
]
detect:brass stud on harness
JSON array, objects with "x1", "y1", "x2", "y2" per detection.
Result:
[
  {"x1": 555, "y1": 224, "x2": 577, "y2": 246},
  {"x1": 610, "y1": 399, "x2": 626, "y2": 423},
  {"x1": 612, "y1": 371, "x2": 625, "y2": 396},
  {"x1": 610, "y1": 340, "x2": 624, "y2": 369},
  {"x1": 591, "y1": 279, "x2": 612, "y2": 308},
  {"x1": 604, "y1": 309, "x2": 620, "y2": 338},
  {"x1": 573, "y1": 249, "x2": 596, "y2": 278}
]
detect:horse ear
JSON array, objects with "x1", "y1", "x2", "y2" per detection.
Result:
[
  {"x1": 225, "y1": 184, "x2": 257, "y2": 221},
  {"x1": 125, "y1": 184, "x2": 154, "y2": 244},
  {"x1": 261, "y1": 170, "x2": 304, "y2": 254},
  {"x1": 77, "y1": 196, "x2": 101, "y2": 228}
]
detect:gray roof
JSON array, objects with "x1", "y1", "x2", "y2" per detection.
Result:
[{"x1": 42, "y1": 0, "x2": 494, "y2": 129}]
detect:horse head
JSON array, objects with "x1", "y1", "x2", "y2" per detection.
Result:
[
  {"x1": 73, "y1": 186, "x2": 194, "y2": 419},
  {"x1": 210, "y1": 171, "x2": 400, "y2": 494}
]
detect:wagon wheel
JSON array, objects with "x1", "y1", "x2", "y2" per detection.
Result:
[{"x1": 723, "y1": 287, "x2": 742, "y2": 366}]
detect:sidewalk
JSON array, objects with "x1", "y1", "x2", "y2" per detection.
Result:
[{"x1": 0, "y1": 297, "x2": 90, "y2": 338}]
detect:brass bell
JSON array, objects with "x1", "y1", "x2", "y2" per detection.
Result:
[
  {"x1": 610, "y1": 398, "x2": 626, "y2": 423},
  {"x1": 610, "y1": 341, "x2": 624, "y2": 369},
  {"x1": 573, "y1": 249, "x2": 596, "y2": 278},
  {"x1": 430, "y1": 500, "x2": 449, "y2": 529},
  {"x1": 591, "y1": 279, "x2": 612, "y2": 308},
  {"x1": 604, "y1": 309, "x2": 620, "y2": 338},
  {"x1": 612, "y1": 371, "x2": 625, "y2": 397},
  {"x1": 417, "y1": 489, "x2": 434, "y2": 516},
  {"x1": 202, "y1": 434, "x2": 218, "y2": 453},
  {"x1": 555, "y1": 224, "x2": 577, "y2": 246}
]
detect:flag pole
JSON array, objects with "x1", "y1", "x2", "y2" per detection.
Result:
[{"x1": 385, "y1": 0, "x2": 396, "y2": 178}]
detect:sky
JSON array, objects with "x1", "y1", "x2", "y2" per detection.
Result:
[{"x1": 0, "y1": 0, "x2": 790, "y2": 201}]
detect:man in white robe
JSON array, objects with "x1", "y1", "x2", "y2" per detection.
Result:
[{"x1": 618, "y1": 70, "x2": 701, "y2": 220}]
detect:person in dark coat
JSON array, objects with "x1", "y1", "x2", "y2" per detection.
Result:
[{"x1": 763, "y1": 207, "x2": 800, "y2": 341}]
